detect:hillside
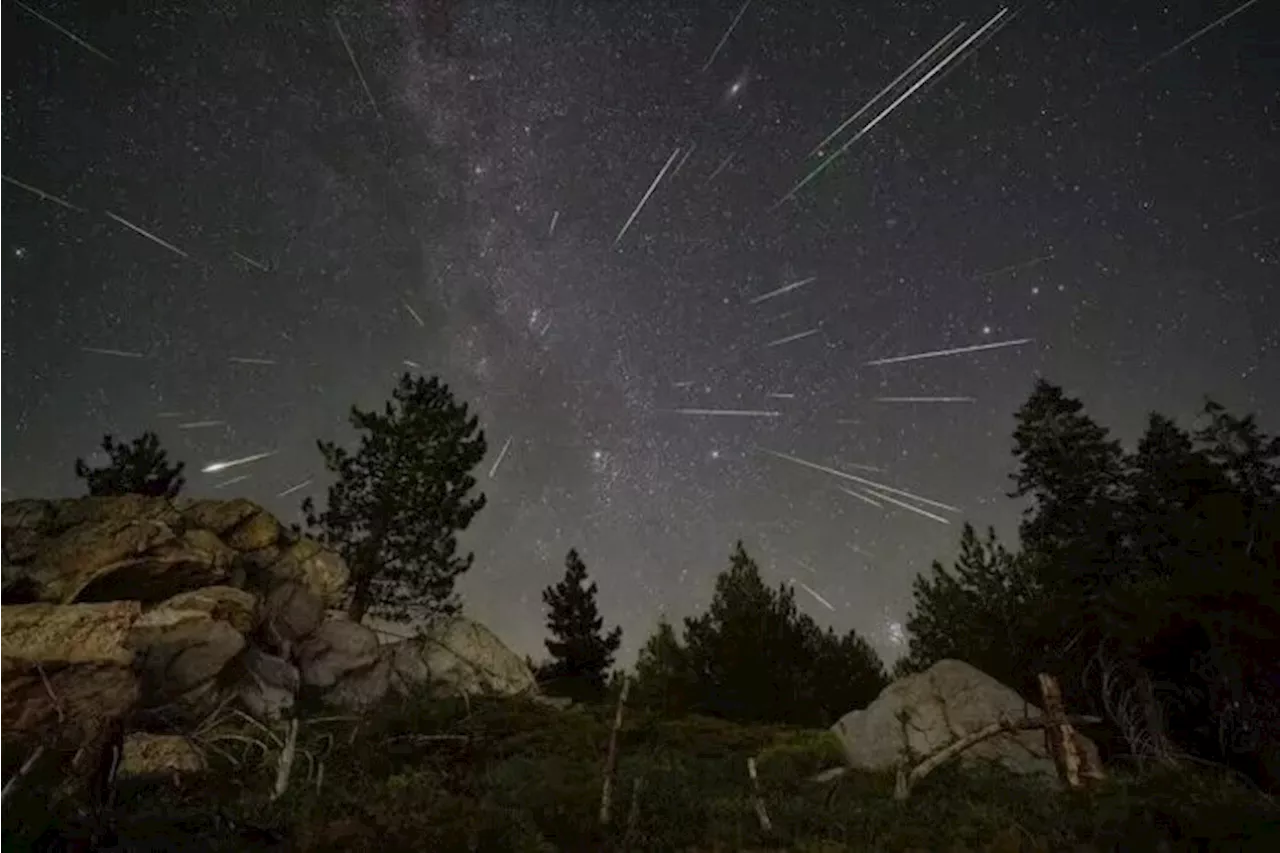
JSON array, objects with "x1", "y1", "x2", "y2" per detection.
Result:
[{"x1": 6, "y1": 689, "x2": 1279, "y2": 852}]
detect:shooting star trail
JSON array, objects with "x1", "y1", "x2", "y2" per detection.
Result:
[
  {"x1": 213, "y1": 475, "x2": 251, "y2": 490},
  {"x1": 667, "y1": 408, "x2": 781, "y2": 418},
  {"x1": 670, "y1": 143, "x2": 696, "y2": 180},
  {"x1": 705, "y1": 152, "x2": 735, "y2": 184},
  {"x1": 791, "y1": 579, "x2": 836, "y2": 611},
  {"x1": 82, "y1": 347, "x2": 144, "y2": 359},
  {"x1": 863, "y1": 487, "x2": 952, "y2": 525},
  {"x1": 766, "y1": 327, "x2": 821, "y2": 348},
  {"x1": 1134, "y1": 0, "x2": 1262, "y2": 77},
  {"x1": 12, "y1": 0, "x2": 115, "y2": 62},
  {"x1": 748, "y1": 276, "x2": 816, "y2": 305},
  {"x1": 104, "y1": 211, "x2": 190, "y2": 259},
  {"x1": 276, "y1": 479, "x2": 313, "y2": 498},
  {"x1": 972, "y1": 253, "x2": 1054, "y2": 280},
  {"x1": 839, "y1": 487, "x2": 884, "y2": 509},
  {"x1": 201, "y1": 451, "x2": 278, "y2": 474},
  {"x1": 2, "y1": 175, "x2": 86, "y2": 212},
  {"x1": 875, "y1": 396, "x2": 976, "y2": 404},
  {"x1": 233, "y1": 251, "x2": 269, "y2": 271},
  {"x1": 228, "y1": 356, "x2": 277, "y2": 366},
  {"x1": 767, "y1": 392, "x2": 796, "y2": 400},
  {"x1": 1222, "y1": 203, "x2": 1275, "y2": 225},
  {"x1": 403, "y1": 360, "x2": 421, "y2": 369},
  {"x1": 549, "y1": 210, "x2": 559, "y2": 236},
  {"x1": 809, "y1": 22, "x2": 966, "y2": 157},
  {"x1": 672, "y1": 381, "x2": 695, "y2": 388},
  {"x1": 177, "y1": 420, "x2": 226, "y2": 430},
  {"x1": 760, "y1": 448, "x2": 958, "y2": 511},
  {"x1": 489, "y1": 436, "x2": 514, "y2": 478},
  {"x1": 615, "y1": 147, "x2": 683, "y2": 246},
  {"x1": 403, "y1": 301, "x2": 425, "y2": 327},
  {"x1": 775, "y1": 7, "x2": 1011, "y2": 207},
  {"x1": 866, "y1": 337, "x2": 1032, "y2": 366},
  {"x1": 333, "y1": 15, "x2": 381, "y2": 119},
  {"x1": 701, "y1": 0, "x2": 752, "y2": 72}
]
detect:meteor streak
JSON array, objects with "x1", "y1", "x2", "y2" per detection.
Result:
[
  {"x1": 201, "y1": 451, "x2": 278, "y2": 474},
  {"x1": 865, "y1": 337, "x2": 1032, "y2": 366},
  {"x1": 749, "y1": 276, "x2": 816, "y2": 305},
  {"x1": 766, "y1": 328, "x2": 820, "y2": 348},
  {"x1": 863, "y1": 487, "x2": 951, "y2": 524},
  {"x1": 104, "y1": 211, "x2": 190, "y2": 259},
  {"x1": 615, "y1": 147, "x2": 683, "y2": 246},
  {"x1": 489, "y1": 436, "x2": 514, "y2": 478},
  {"x1": 701, "y1": 0, "x2": 752, "y2": 72},
  {"x1": 760, "y1": 448, "x2": 957, "y2": 511},
  {"x1": 667, "y1": 408, "x2": 781, "y2": 418},
  {"x1": 2, "y1": 174, "x2": 85, "y2": 212}
]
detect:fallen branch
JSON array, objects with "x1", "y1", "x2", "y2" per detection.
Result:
[
  {"x1": 622, "y1": 775, "x2": 644, "y2": 850},
  {"x1": 270, "y1": 719, "x2": 299, "y2": 802},
  {"x1": 1, "y1": 746, "x2": 46, "y2": 804},
  {"x1": 747, "y1": 756, "x2": 773, "y2": 833},
  {"x1": 894, "y1": 714, "x2": 1101, "y2": 801},
  {"x1": 34, "y1": 663, "x2": 65, "y2": 723},
  {"x1": 599, "y1": 676, "x2": 631, "y2": 826}
]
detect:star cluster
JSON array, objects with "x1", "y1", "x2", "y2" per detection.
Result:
[{"x1": 3, "y1": 0, "x2": 1276, "y2": 664}]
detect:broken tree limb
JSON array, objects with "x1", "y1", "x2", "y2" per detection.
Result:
[
  {"x1": 599, "y1": 676, "x2": 631, "y2": 826},
  {"x1": 893, "y1": 714, "x2": 1101, "y2": 801},
  {"x1": 1038, "y1": 672, "x2": 1083, "y2": 788},
  {"x1": 270, "y1": 719, "x2": 299, "y2": 802},
  {"x1": 1, "y1": 746, "x2": 46, "y2": 804},
  {"x1": 747, "y1": 756, "x2": 773, "y2": 833}
]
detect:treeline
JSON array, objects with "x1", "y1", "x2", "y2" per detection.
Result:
[
  {"x1": 69, "y1": 372, "x2": 1278, "y2": 786},
  {"x1": 898, "y1": 381, "x2": 1279, "y2": 786}
]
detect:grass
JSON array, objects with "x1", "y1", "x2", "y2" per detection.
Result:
[{"x1": 5, "y1": 688, "x2": 1279, "y2": 851}]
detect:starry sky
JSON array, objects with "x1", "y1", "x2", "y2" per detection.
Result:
[{"x1": 3, "y1": 0, "x2": 1277, "y2": 666}]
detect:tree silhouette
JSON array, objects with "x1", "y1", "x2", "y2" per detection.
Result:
[
  {"x1": 631, "y1": 616, "x2": 696, "y2": 715},
  {"x1": 677, "y1": 541, "x2": 886, "y2": 726},
  {"x1": 303, "y1": 373, "x2": 487, "y2": 623},
  {"x1": 538, "y1": 548, "x2": 622, "y2": 703},
  {"x1": 74, "y1": 432, "x2": 185, "y2": 498}
]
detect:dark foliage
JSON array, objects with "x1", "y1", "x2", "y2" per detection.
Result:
[
  {"x1": 73, "y1": 432, "x2": 185, "y2": 498},
  {"x1": 302, "y1": 372, "x2": 487, "y2": 623},
  {"x1": 634, "y1": 541, "x2": 888, "y2": 726},
  {"x1": 903, "y1": 379, "x2": 1280, "y2": 789},
  {"x1": 537, "y1": 548, "x2": 623, "y2": 703}
]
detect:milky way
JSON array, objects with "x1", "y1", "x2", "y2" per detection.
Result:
[{"x1": 3, "y1": 0, "x2": 1277, "y2": 664}]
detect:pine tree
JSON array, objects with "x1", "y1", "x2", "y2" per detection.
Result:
[
  {"x1": 538, "y1": 548, "x2": 622, "y2": 703},
  {"x1": 682, "y1": 541, "x2": 887, "y2": 725},
  {"x1": 303, "y1": 373, "x2": 487, "y2": 623},
  {"x1": 632, "y1": 616, "x2": 696, "y2": 715},
  {"x1": 900, "y1": 523, "x2": 1042, "y2": 696},
  {"x1": 74, "y1": 432, "x2": 186, "y2": 498}
]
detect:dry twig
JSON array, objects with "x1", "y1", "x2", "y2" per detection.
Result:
[
  {"x1": 34, "y1": 662, "x2": 65, "y2": 723},
  {"x1": 270, "y1": 719, "x2": 299, "y2": 802},
  {"x1": 1, "y1": 746, "x2": 46, "y2": 804},
  {"x1": 893, "y1": 714, "x2": 1101, "y2": 801},
  {"x1": 599, "y1": 676, "x2": 631, "y2": 826},
  {"x1": 747, "y1": 756, "x2": 773, "y2": 832}
]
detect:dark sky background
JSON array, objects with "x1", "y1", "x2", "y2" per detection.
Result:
[{"x1": 3, "y1": 0, "x2": 1276, "y2": 666}]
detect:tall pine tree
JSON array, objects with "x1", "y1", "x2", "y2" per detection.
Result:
[
  {"x1": 681, "y1": 541, "x2": 886, "y2": 726},
  {"x1": 538, "y1": 548, "x2": 622, "y2": 703},
  {"x1": 74, "y1": 432, "x2": 186, "y2": 498},
  {"x1": 303, "y1": 373, "x2": 487, "y2": 623},
  {"x1": 900, "y1": 523, "x2": 1041, "y2": 695}
]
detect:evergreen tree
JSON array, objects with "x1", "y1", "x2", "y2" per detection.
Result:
[
  {"x1": 303, "y1": 373, "x2": 487, "y2": 623},
  {"x1": 74, "y1": 432, "x2": 185, "y2": 498},
  {"x1": 681, "y1": 542, "x2": 886, "y2": 726},
  {"x1": 900, "y1": 523, "x2": 1041, "y2": 694},
  {"x1": 631, "y1": 616, "x2": 696, "y2": 715},
  {"x1": 538, "y1": 548, "x2": 622, "y2": 703}
]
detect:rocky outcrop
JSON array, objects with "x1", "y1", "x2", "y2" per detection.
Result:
[
  {"x1": 831, "y1": 659, "x2": 1100, "y2": 782},
  {"x1": 1, "y1": 495, "x2": 538, "y2": 795}
]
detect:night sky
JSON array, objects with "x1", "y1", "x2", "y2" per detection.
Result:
[{"x1": 3, "y1": 0, "x2": 1276, "y2": 666}]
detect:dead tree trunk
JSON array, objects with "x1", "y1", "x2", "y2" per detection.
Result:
[{"x1": 599, "y1": 676, "x2": 631, "y2": 826}]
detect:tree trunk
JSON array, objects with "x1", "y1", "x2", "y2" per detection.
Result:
[{"x1": 346, "y1": 566, "x2": 372, "y2": 623}]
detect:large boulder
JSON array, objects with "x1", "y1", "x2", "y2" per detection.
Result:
[
  {"x1": 153, "y1": 585, "x2": 258, "y2": 634},
  {"x1": 297, "y1": 619, "x2": 379, "y2": 688},
  {"x1": 258, "y1": 581, "x2": 324, "y2": 657},
  {"x1": 255, "y1": 539, "x2": 349, "y2": 607},
  {"x1": 2, "y1": 662, "x2": 140, "y2": 748},
  {"x1": 831, "y1": 659, "x2": 1097, "y2": 781},
  {"x1": 1, "y1": 601, "x2": 141, "y2": 672},
  {"x1": 386, "y1": 616, "x2": 537, "y2": 698},
  {"x1": 325, "y1": 653, "x2": 393, "y2": 711},
  {"x1": 237, "y1": 646, "x2": 300, "y2": 720},
  {"x1": 127, "y1": 605, "x2": 246, "y2": 701}
]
